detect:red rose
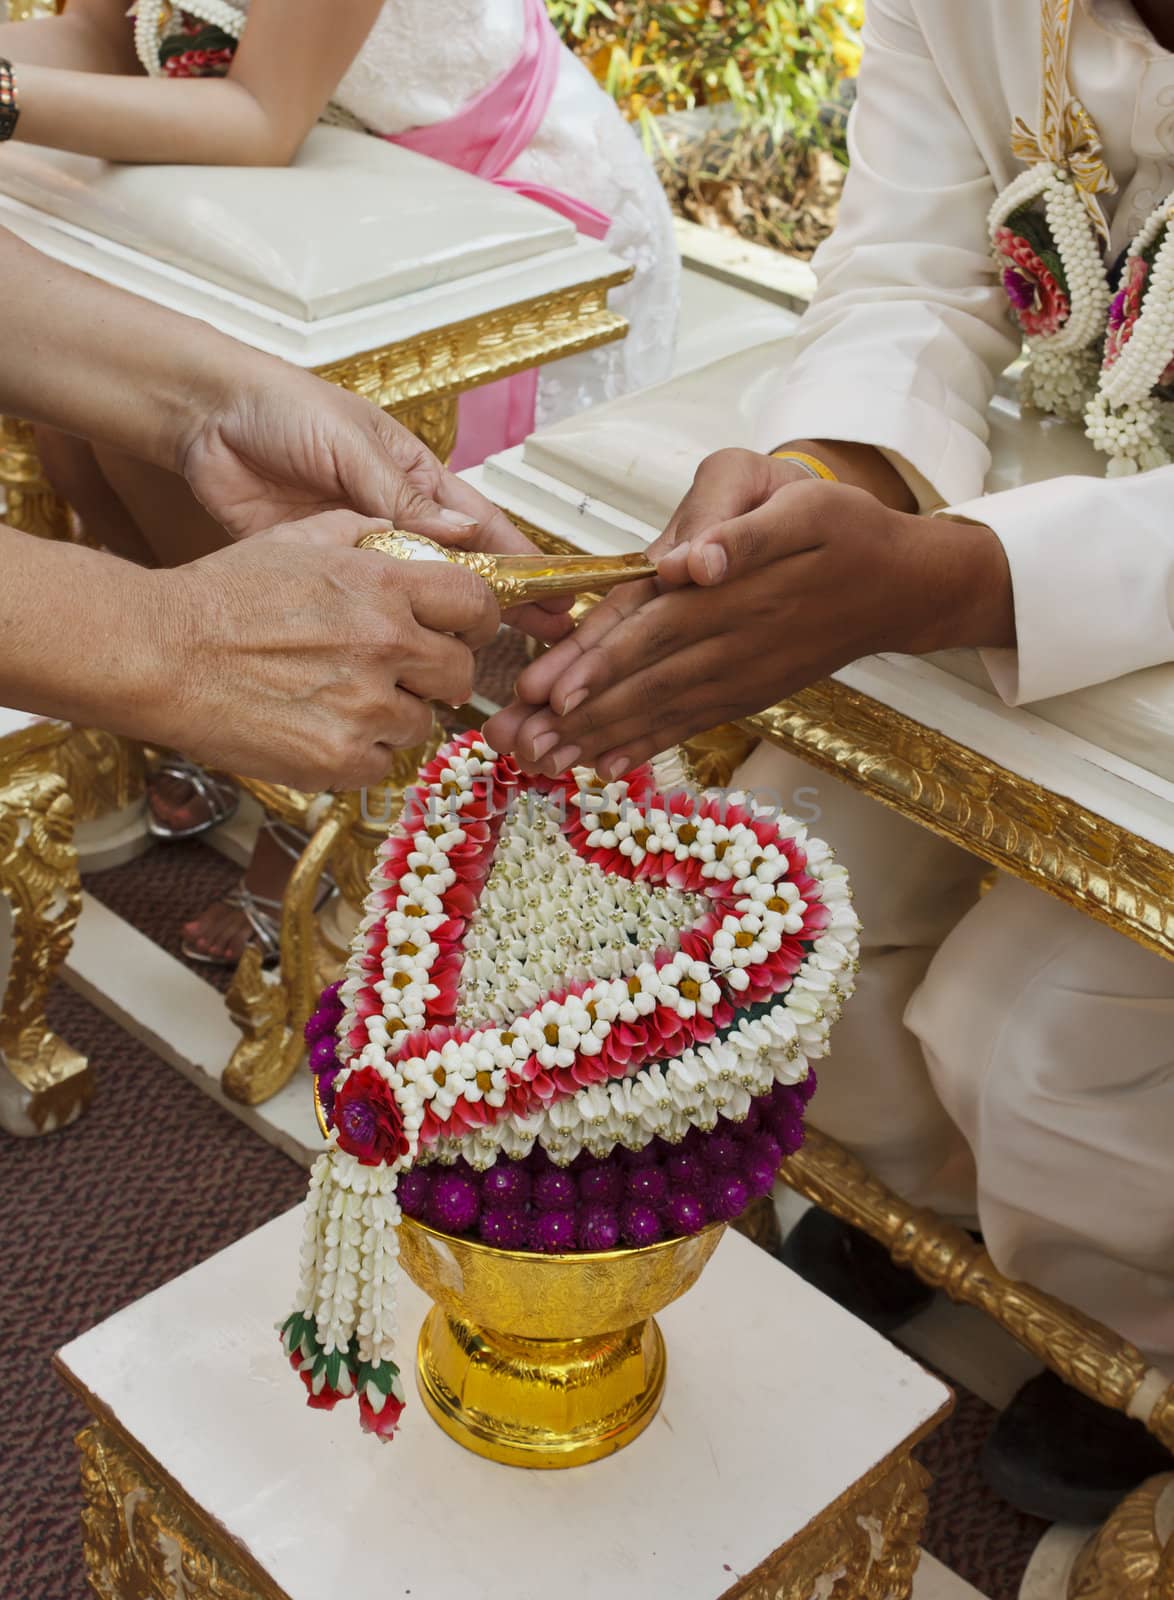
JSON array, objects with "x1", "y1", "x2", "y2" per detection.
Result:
[
  {"x1": 333, "y1": 1067, "x2": 409, "y2": 1166},
  {"x1": 358, "y1": 1389, "x2": 406, "y2": 1441}
]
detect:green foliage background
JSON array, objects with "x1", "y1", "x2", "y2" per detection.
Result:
[{"x1": 545, "y1": 0, "x2": 862, "y2": 156}]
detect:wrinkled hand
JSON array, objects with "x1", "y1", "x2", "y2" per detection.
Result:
[
  {"x1": 178, "y1": 366, "x2": 570, "y2": 641},
  {"x1": 485, "y1": 474, "x2": 1013, "y2": 779},
  {"x1": 156, "y1": 510, "x2": 501, "y2": 791}
]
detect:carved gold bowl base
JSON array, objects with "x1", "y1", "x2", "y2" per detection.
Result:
[{"x1": 399, "y1": 1215, "x2": 725, "y2": 1469}]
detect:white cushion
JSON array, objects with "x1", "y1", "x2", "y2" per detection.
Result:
[
  {"x1": 0, "y1": 127, "x2": 572, "y2": 321},
  {"x1": 516, "y1": 340, "x2": 1174, "y2": 787}
]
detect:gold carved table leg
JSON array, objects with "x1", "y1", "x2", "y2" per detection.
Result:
[
  {"x1": 0, "y1": 765, "x2": 90, "y2": 1134},
  {"x1": 73, "y1": 1419, "x2": 931, "y2": 1600},
  {"x1": 222, "y1": 724, "x2": 442, "y2": 1105},
  {"x1": 780, "y1": 1127, "x2": 1174, "y2": 1456},
  {"x1": 0, "y1": 414, "x2": 73, "y2": 542},
  {"x1": 390, "y1": 395, "x2": 460, "y2": 465},
  {"x1": 77, "y1": 1424, "x2": 277, "y2": 1600}
]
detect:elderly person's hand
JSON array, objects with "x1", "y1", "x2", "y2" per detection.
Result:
[
  {"x1": 177, "y1": 364, "x2": 570, "y2": 643},
  {"x1": 2, "y1": 510, "x2": 500, "y2": 793},
  {"x1": 485, "y1": 473, "x2": 1013, "y2": 779}
]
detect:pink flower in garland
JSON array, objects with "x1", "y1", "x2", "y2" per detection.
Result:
[
  {"x1": 994, "y1": 226, "x2": 1070, "y2": 338},
  {"x1": 1106, "y1": 254, "x2": 1150, "y2": 369}
]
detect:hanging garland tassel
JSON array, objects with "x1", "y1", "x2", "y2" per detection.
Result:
[{"x1": 280, "y1": 1149, "x2": 407, "y2": 1438}]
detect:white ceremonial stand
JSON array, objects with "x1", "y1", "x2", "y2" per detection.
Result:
[{"x1": 56, "y1": 1215, "x2": 955, "y2": 1600}]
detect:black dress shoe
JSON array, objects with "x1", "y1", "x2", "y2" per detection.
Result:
[
  {"x1": 982, "y1": 1370, "x2": 1174, "y2": 1524},
  {"x1": 778, "y1": 1207, "x2": 934, "y2": 1334}
]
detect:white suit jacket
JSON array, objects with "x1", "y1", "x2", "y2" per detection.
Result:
[{"x1": 765, "y1": 0, "x2": 1174, "y2": 705}]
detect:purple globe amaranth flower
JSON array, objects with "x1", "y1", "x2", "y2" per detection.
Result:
[
  {"x1": 479, "y1": 1207, "x2": 529, "y2": 1249},
  {"x1": 317, "y1": 1066, "x2": 341, "y2": 1125},
  {"x1": 430, "y1": 1173, "x2": 480, "y2": 1234},
  {"x1": 397, "y1": 1168, "x2": 431, "y2": 1219},
  {"x1": 338, "y1": 1098, "x2": 376, "y2": 1149},
  {"x1": 321, "y1": 980, "x2": 343, "y2": 1007},
  {"x1": 665, "y1": 1149, "x2": 704, "y2": 1190},
  {"x1": 736, "y1": 1101, "x2": 762, "y2": 1137},
  {"x1": 530, "y1": 1210, "x2": 577, "y2": 1253},
  {"x1": 481, "y1": 1163, "x2": 530, "y2": 1209},
  {"x1": 579, "y1": 1165, "x2": 625, "y2": 1206},
  {"x1": 309, "y1": 1035, "x2": 338, "y2": 1074},
  {"x1": 743, "y1": 1156, "x2": 778, "y2": 1199},
  {"x1": 766, "y1": 1107, "x2": 806, "y2": 1155},
  {"x1": 625, "y1": 1165, "x2": 668, "y2": 1207},
  {"x1": 1002, "y1": 267, "x2": 1037, "y2": 313},
  {"x1": 794, "y1": 1067, "x2": 818, "y2": 1107},
  {"x1": 303, "y1": 1007, "x2": 335, "y2": 1046},
  {"x1": 533, "y1": 1169, "x2": 577, "y2": 1211},
  {"x1": 666, "y1": 1191, "x2": 709, "y2": 1236},
  {"x1": 701, "y1": 1132, "x2": 741, "y2": 1170},
  {"x1": 621, "y1": 1202, "x2": 664, "y2": 1247},
  {"x1": 710, "y1": 1175, "x2": 750, "y2": 1223},
  {"x1": 751, "y1": 1132, "x2": 784, "y2": 1171},
  {"x1": 620, "y1": 1143, "x2": 662, "y2": 1169},
  {"x1": 579, "y1": 1205, "x2": 621, "y2": 1251}
]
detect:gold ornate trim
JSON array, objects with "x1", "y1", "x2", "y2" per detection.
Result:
[
  {"x1": 64, "y1": 1400, "x2": 940, "y2": 1600},
  {"x1": 743, "y1": 681, "x2": 1174, "y2": 964},
  {"x1": 0, "y1": 763, "x2": 89, "y2": 1132},
  {"x1": 74, "y1": 1420, "x2": 286, "y2": 1600},
  {"x1": 315, "y1": 272, "x2": 631, "y2": 410},
  {"x1": 724, "y1": 1451, "x2": 931, "y2": 1600},
  {"x1": 52, "y1": 727, "x2": 147, "y2": 824},
  {"x1": 1060, "y1": 1473, "x2": 1174, "y2": 1600},
  {"x1": 0, "y1": 414, "x2": 73, "y2": 541},
  {"x1": 390, "y1": 394, "x2": 460, "y2": 465},
  {"x1": 781, "y1": 1127, "x2": 1174, "y2": 1455}
]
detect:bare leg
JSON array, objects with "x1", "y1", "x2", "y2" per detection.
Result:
[
  {"x1": 93, "y1": 445, "x2": 228, "y2": 565},
  {"x1": 182, "y1": 823, "x2": 299, "y2": 965},
  {"x1": 32, "y1": 425, "x2": 157, "y2": 565}
]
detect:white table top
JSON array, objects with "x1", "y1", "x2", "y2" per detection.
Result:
[
  {"x1": 0, "y1": 130, "x2": 628, "y2": 367},
  {"x1": 57, "y1": 1208, "x2": 950, "y2": 1600}
]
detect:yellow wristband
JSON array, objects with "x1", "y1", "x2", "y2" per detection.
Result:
[{"x1": 770, "y1": 450, "x2": 838, "y2": 483}]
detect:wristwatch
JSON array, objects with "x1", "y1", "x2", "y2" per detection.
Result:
[{"x1": 0, "y1": 60, "x2": 19, "y2": 143}]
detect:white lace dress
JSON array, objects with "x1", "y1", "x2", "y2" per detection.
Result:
[{"x1": 238, "y1": 0, "x2": 681, "y2": 427}]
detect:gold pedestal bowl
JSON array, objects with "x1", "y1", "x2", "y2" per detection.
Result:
[{"x1": 398, "y1": 1215, "x2": 725, "y2": 1469}]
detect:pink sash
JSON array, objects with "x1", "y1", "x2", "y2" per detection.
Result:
[{"x1": 386, "y1": 0, "x2": 612, "y2": 468}]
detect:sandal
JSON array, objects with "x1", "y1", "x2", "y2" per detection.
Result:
[
  {"x1": 181, "y1": 820, "x2": 335, "y2": 969},
  {"x1": 147, "y1": 757, "x2": 239, "y2": 842}
]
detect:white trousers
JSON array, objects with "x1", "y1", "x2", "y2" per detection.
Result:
[{"x1": 737, "y1": 742, "x2": 1174, "y2": 1369}]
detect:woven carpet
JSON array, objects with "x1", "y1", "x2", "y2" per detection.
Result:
[{"x1": 1, "y1": 985, "x2": 307, "y2": 1600}]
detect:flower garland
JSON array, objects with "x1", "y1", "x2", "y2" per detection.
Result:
[
  {"x1": 989, "y1": 0, "x2": 1174, "y2": 477},
  {"x1": 989, "y1": 163, "x2": 1112, "y2": 428},
  {"x1": 283, "y1": 732, "x2": 859, "y2": 1441},
  {"x1": 131, "y1": 0, "x2": 244, "y2": 77}
]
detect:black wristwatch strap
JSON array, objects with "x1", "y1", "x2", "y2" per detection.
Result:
[{"x1": 0, "y1": 59, "x2": 20, "y2": 143}]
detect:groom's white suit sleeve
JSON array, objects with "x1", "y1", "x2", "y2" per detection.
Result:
[{"x1": 764, "y1": 0, "x2": 1174, "y2": 706}]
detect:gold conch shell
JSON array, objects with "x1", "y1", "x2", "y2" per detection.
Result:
[{"x1": 356, "y1": 529, "x2": 655, "y2": 609}]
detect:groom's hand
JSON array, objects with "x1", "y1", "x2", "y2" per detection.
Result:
[
  {"x1": 485, "y1": 479, "x2": 1013, "y2": 779},
  {"x1": 493, "y1": 449, "x2": 812, "y2": 730}
]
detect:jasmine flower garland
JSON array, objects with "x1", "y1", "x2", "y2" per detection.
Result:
[{"x1": 283, "y1": 732, "x2": 859, "y2": 1442}]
